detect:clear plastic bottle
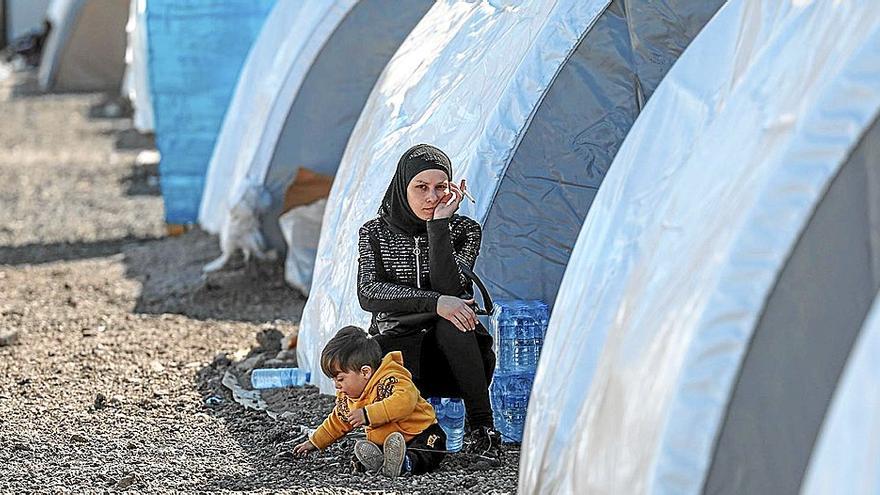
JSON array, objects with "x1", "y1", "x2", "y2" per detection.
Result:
[
  {"x1": 443, "y1": 398, "x2": 466, "y2": 452},
  {"x1": 250, "y1": 367, "x2": 311, "y2": 389},
  {"x1": 428, "y1": 396, "x2": 445, "y2": 421}
]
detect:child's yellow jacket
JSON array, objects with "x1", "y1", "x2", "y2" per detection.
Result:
[{"x1": 309, "y1": 351, "x2": 437, "y2": 449}]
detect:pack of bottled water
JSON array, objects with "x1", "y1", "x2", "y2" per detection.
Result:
[{"x1": 489, "y1": 299, "x2": 549, "y2": 443}]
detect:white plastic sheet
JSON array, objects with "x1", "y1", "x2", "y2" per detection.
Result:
[
  {"x1": 800, "y1": 295, "x2": 880, "y2": 495},
  {"x1": 122, "y1": 0, "x2": 153, "y2": 133},
  {"x1": 519, "y1": 1, "x2": 880, "y2": 493},
  {"x1": 280, "y1": 199, "x2": 326, "y2": 295},
  {"x1": 199, "y1": 1, "x2": 353, "y2": 235},
  {"x1": 298, "y1": 0, "x2": 610, "y2": 394}
]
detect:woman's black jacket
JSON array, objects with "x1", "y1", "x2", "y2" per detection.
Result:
[{"x1": 357, "y1": 215, "x2": 481, "y2": 333}]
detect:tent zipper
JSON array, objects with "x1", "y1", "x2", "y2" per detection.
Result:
[{"x1": 413, "y1": 236, "x2": 421, "y2": 288}]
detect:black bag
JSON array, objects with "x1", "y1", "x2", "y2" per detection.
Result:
[{"x1": 374, "y1": 263, "x2": 494, "y2": 336}]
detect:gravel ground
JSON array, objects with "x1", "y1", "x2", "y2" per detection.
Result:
[{"x1": 0, "y1": 67, "x2": 519, "y2": 494}]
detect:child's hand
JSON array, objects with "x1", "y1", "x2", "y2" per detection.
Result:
[
  {"x1": 293, "y1": 439, "x2": 317, "y2": 456},
  {"x1": 347, "y1": 408, "x2": 367, "y2": 428}
]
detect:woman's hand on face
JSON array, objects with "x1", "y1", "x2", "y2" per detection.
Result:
[
  {"x1": 432, "y1": 179, "x2": 467, "y2": 220},
  {"x1": 437, "y1": 295, "x2": 478, "y2": 332}
]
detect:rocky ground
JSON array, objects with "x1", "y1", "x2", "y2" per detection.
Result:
[{"x1": 0, "y1": 66, "x2": 519, "y2": 493}]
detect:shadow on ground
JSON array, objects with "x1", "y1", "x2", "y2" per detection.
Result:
[
  {"x1": 0, "y1": 236, "x2": 157, "y2": 265},
  {"x1": 122, "y1": 229, "x2": 306, "y2": 323},
  {"x1": 120, "y1": 160, "x2": 160, "y2": 196}
]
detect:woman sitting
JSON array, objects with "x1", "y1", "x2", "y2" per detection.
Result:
[{"x1": 357, "y1": 144, "x2": 501, "y2": 459}]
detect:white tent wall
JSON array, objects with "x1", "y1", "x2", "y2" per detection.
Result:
[
  {"x1": 299, "y1": 0, "x2": 612, "y2": 394},
  {"x1": 258, "y1": 0, "x2": 433, "y2": 253},
  {"x1": 5, "y1": 0, "x2": 51, "y2": 42},
  {"x1": 801, "y1": 293, "x2": 880, "y2": 495},
  {"x1": 200, "y1": 0, "x2": 351, "y2": 236},
  {"x1": 519, "y1": 1, "x2": 880, "y2": 493},
  {"x1": 477, "y1": 0, "x2": 723, "y2": 306},
  {"x1": 199, "y1": 0, "x2": 431, "y2": 257},
  {"x1": 122, "y1": 0, "x2": 153, "y2": 133},
  {"x1": 704, "y1": 115, "x2": 880, "y2": 493},
  {"x1": 38, "y1": 0, "x2": 129, "y2": 92}
]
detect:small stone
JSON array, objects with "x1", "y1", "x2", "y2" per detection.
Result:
[
  {"x1": 149, "y1": 360, "x2": 164, "y2": 373},
  {"x1": 204, "y1": 395, "x2": 223, "y2": 407},
  {"x1": 0, "y1": 330, "x2": 19, "y2": 347},
  {"x1": 256, "y1": 327, "x2": 284, "y2": 352},
  {"x1": 115, "y1": 475, "x2": 136, "y2": 489},
  {"x1": 274, "y1": 451, "x2": 295, "y2": 461},
  {"x1": 94, "y1": 393, "x2": 107, "y2": 410},
  {"x1": 70, "y1": 433, "x2": 88, "y2": 443}
]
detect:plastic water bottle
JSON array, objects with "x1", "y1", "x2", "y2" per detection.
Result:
[
  {"x1": 250, "y1": 368, "x2": 311, "y2": 389},
  {"x1": 428, "y1": 397, "x2": 445, "y2": 422},
  {"x1": 443, "y1": 398, "x2": 466, "y2": 452}
]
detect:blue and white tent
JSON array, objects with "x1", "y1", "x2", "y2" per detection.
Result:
[
  {"x1": 520, "y1": 0, "x2": 880, "y2": 493},
  {"x1": 198, "y1": 0, "x2": 432, "y2": 268},
  {"x1": 298, "y1": 0, "x2": 724, "y2": 395},
  {"x1": 38, "y1": 0, "x2": 129, "y2": 92}
]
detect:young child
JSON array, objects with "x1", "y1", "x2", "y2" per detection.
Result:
[{"x1": 293, "y1": 326, "x2": 446, "y2": 478}]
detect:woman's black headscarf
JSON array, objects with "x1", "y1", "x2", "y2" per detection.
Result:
[{"x1": 379, "y1": 144, "x2": 452, "y2": 236}]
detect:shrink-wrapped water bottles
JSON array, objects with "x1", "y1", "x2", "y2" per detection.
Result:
[{"x1": 489, "y1": 300, "x2": 549, "y2": 443}]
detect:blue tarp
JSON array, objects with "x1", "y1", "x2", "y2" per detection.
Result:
[{"x1": 147, "y1": 0, "x2": 276, "y2": 224}]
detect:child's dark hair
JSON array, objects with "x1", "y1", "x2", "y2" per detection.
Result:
[{"x1": 320, "y1": 326, "x2": 382, "y2": 378}]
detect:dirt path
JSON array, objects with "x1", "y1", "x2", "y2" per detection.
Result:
[{"x1": 0, "y1": 68, "x2": 518, "y2": 494}]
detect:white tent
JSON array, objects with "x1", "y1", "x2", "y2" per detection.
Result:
[
  {"x1": 298, "y1": 0, "x2": 723, "y2": 395},
  {"x1": 121, "y1": 0, "x2": 152, "y2": 133},
  {"x1": 519, "y1": 0, "x2": 880, "y2": 493},
  {"x1": 38, "y1": 0, "x2": 129, "y2": 92},
  {"x1": 801, "y1": 294, "x2": 880, "y2": 495},
  {"x1": 198, "y1": 0, "x2": 432, "y2": 258},
  {"x1": 3, "y1": 0, "x2": 51, "y2": 45}
]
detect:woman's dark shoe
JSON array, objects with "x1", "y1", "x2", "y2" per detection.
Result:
[{"x1": 464, "y1": 426, "x2": 503, "y2": 460}]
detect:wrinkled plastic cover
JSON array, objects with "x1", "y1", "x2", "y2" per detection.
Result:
[
  {"x1": 199, "y1": 1, "x2": 354, "y2": 235},
  {"x1": 122, "y1": 0, "x2": 153, "y2": 133},
  {"x1": 477, "y1": 0, "x2": 722, "y2": 308},
  {"x1": 519, "y1": 1, "x2": 880, "y2": 493},
  {"x1": 298, "y1": 0, "x2": 611, "y2": 394},
  {"x1": 801, "y1": 295, "x2": 880, "y2": 495},
  {"x1": 280, "y1": 199, "x2": 327, "y2": 295}
]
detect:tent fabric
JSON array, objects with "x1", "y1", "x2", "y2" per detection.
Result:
[
  {"x1": 801, "y1": 293, "x2": 880, "y2": 495},
  {"x1": 121, "y1": 0, "x2": 153, "y2": 133},
  {"x1": 477, "y1": 0, "x2": 722, "y2": 306},
  {"x1": 704, "y1": 115, "x2": 880, "y2": 494},
  {"x1": 5, "y1": 0, "x2": 51, "y2": 42},
  {"x1": 519, "y1": 1, "x2": 880, "y2": 493},
  {"x1": 38, "y1": 0, "x2": 129, "y2": 92},
  {"x1": 199, "y1": 0, "x2": 432, "y2": 255},
  {"x1": 199, "y1": 0, "x2": 345, "y2": 235},
  {"x1": 298, "y1": 0, "x2": 722, "y2": 395},
  {"x1": 147, "y1": 0, "x2": 276, "y2": 225},
  {"x1": 298, "y1": 0, "x2": 612, "y2": 395}
]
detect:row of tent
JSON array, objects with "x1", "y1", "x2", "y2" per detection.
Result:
[{"x1": 27, "y1": 0, "x2": 880, "y2": 493}]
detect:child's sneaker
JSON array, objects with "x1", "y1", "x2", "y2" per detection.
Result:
[
  {"x1": 381, "y1": 432, "x2": 406, "y2": 479},
  {"x1": 354, "y1": 440, "x2": 383, "y2": 473}
]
